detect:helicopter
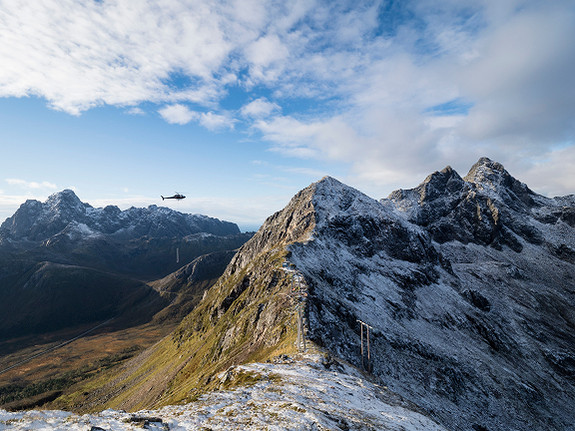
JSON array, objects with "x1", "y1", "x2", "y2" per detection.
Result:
[{"x1": 161, "y1": 192, "x2": 186, "y2": 200}]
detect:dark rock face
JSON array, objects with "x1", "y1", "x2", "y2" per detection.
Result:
[
  {"x1": 386, "y1": 158, "x2": 551, "y2": 252},
  {"x1": 269, "y1": 162, "x2": 575, "y2": 431}
]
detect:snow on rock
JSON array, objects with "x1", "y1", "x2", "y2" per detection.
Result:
[
  {"x1": 284, "y1": 160, "x2": 575, "y2": 431},
  {"x1": 0, "y1": 355, "x2": 447, "y2": 431},
  {"x1": 0, "y1": 190, "x2": 240, "y2": 241}
]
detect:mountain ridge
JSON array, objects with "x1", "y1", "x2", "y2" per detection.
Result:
[
  {"x1": 14, "y1": 159, "x2": 575, "y2": 431},
  {"x1": 0, "y1": 191, "x2": 252, "y2": 340},
  {"x1": 0, "y1": 189, "x2": 240, "y2": 242}
]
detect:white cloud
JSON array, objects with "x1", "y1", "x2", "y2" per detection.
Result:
[
  {"x1": 6, "y1": 178, "x2": 58, "y2": 190},
  {"x1": 126, "y1": 107, "x2": 145, "y2": 116},
  {"x1": 457, "y1": 3, "x2": 575, "y2": 144},
  {"x1": 198, "y1": 111, "x2": 235, "y2": 131},
  {"x1": 158, "y1": 104, "x2": 197, "y2": 125},
  {"x1": 246, "y1": 34, "x2": 289, "y2": 67},
  {"x1": 248, "y1": 1, "x2": 575, "y2": 197},
  {"x1": 0, "y1": 0, "x2": 381, "y2": 113},
  {"x1": 0, "y1": 0, "x2": 574, "y2": 197},
  {"x1": 241, "y1": 98, "x2": 280, "y2": 118},
  {"x1": 515, "y1": 145, "x2": 575, "y2": 197},
  {"x1": 244, "y1": 34, "x2": 290, "y2": 82},
  {"x1": 0, "y1": 0, "x2": 235, "y2": 114},
  {"x1": 158, "y1": 104, "x2": 234, "y2": 130}
]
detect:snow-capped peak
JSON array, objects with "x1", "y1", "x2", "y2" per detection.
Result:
[
  {"x1": 0, "y1": 191, "x2": 240, "y2": 242},
  {"x1": 45, "y1": 189, "x2": 87, "y2": 212}
]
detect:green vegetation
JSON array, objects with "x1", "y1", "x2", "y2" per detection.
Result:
[
  {"x1": 0, "y1": 346, "x2": 141, "y2": 410},
  {"x1": 56, "y1": 247, "x2": 303, "y2": 412}
]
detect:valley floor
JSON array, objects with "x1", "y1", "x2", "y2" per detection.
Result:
[
  {"x1": 0, "y1": 321, "x2": 177, "y2": 412},
  {"x1": 0, "y1": 354, "x2": 447, "y2": 431}
]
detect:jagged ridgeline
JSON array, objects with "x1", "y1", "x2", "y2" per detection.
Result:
[
  {"x1": 0, "y1": 191, "x2": 252, "y2": 339},
  {"x1": 57, "y1": 158, "x2": 574, "y2": 431}
]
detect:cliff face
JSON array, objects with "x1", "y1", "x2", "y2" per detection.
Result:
[
  {"x1": 294, "y1": 160, "x2": 575, "y2": 431},
  {"x1": 61, "y1": 159, "x2": 574, "y2": 431}
]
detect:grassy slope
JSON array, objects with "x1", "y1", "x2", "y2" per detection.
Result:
[
  {"x1": 59, "y1": 248, "x2": 300, "y2": 412},
  {"x1": 49, "y1": 182, "x2": 318, "y2": 412},
  {"x1": 0, "y1": 251, "x2": 241, "y2": 412},
  {"x1": 0, "y1": 322, "x2": 178, "y2": 410}
]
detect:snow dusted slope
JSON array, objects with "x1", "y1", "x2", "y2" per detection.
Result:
[
  {"x1": 0, "y1": 189, "x2": 239, "y2": 241},
  {"x1": 286, "y1": 160, "x2": 575, "y2": 431},
  {"x1": 0, "y1": 354, "x2": 448, "y2": 431},
  {"x1": 12, "y1": 159, "x2": 571, "y2": 430}
]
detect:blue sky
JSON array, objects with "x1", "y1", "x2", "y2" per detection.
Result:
[{"x1": 0, "y1": 0, "x2": 574, "y2": 231}]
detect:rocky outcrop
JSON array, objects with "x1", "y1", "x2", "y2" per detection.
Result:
[{"x1": 386, "y1": 157, "x2": 556, "y2": 251}]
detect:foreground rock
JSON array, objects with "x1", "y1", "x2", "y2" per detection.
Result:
[{"x1": 0, "y1": 354, "x2": 447, "y2": 431}]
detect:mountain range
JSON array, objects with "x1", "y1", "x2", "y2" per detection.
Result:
[
  {"x1": 0, "y1": 191, "x2": 252, "y2": 339},
  {"x1": 1, "y1": 158, "x2": 574, "y2": 431}
]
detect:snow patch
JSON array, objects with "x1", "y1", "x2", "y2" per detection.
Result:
[{"x1": 0, "y1": 356, "x2": 447, "y2": 431}]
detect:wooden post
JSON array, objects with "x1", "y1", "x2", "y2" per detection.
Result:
[
  {"x1": 360, "y1": 322, "x2": 364, "y2": 370},
  {"x1": 357, "y1": 319, "x2": 373, "y2": 372},
  {"x1": 367, "y1": 324, "x2": 371, "y2": 372}
]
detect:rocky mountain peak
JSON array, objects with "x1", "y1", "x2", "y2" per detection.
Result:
[
  {"x1": 416, "y1": 165, "x2": 465, "y2": 203},
  {"x1": 0, "y1": 190, "x2": 240, "y2": 242},
  {"x1": 464, "y1": 156, "x2": 502, "y2": 179},
  {"x1": 45, "y1": 189, "x2": 89, "y2": 221},
  {"x1": 45, "y1": 189, "x2": 85, "y2": 208},
  {"x1": 311, "y1": 175, "x2": 384, "y2": 220},
  {"x1": 464, "y1": 157, "x2": 535, "y2": 204},
  {"x1": 464, "y1": 156, "x2": 507, "y2": 184},
  {"x1": 388, "y1": 158, "x2": 547, "y2": 249}
]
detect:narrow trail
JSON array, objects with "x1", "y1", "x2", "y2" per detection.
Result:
[{"x1": 0, "y1": 318, "x2": 114, "y2": 376}]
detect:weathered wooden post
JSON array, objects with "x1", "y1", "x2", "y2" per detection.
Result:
[{"x1": 357, "y1": 319, "x2": 373, "y2": 372}]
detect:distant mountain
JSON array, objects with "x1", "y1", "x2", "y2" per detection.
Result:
[
  {"x1": 0, "y1": 261, "x2": 159, "y2": 338},
  {"x1": 150, "y1": 250, "x2": 239, "y2": 323},
  {"x1": 72, "y1": 158, "x2": 575, "y2": 431},
  {"x1": 0, "y1": 190, "x2": 252, "y2": 340},
  {"x1": 0, "y1": 189, "x2": 239, "y2": 242}
]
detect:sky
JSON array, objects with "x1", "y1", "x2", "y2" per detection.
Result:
[{"x1": 0, "y1": 0, "x2": 574, "y2": 231}]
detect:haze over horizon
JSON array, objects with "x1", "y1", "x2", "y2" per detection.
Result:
[{"x1": 1, "y1": 0, "x2": 573, "y2": 231}]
